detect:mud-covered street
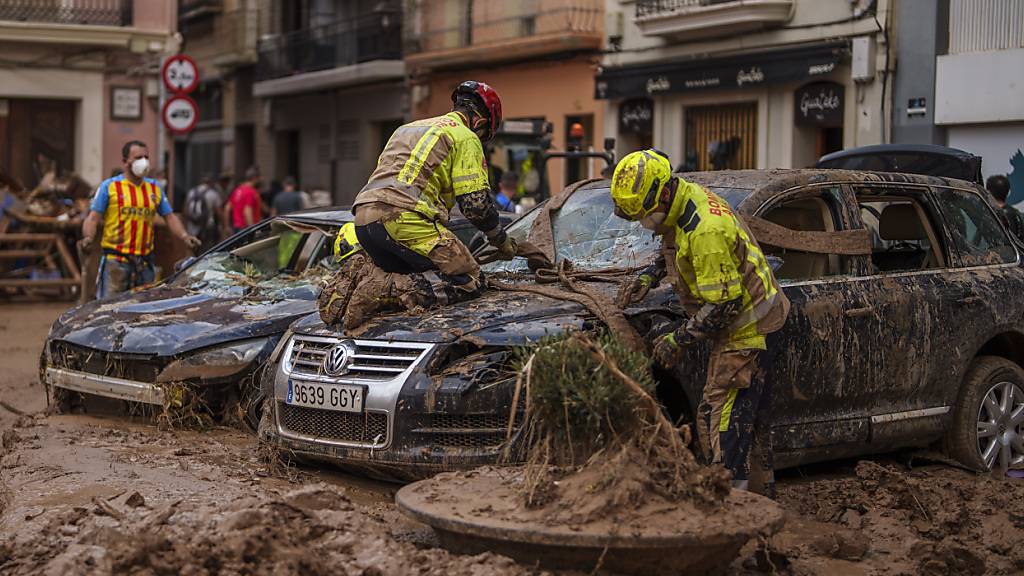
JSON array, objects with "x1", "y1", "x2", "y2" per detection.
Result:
[{"x1": 0, "y1": 304, "x2": 1019, "y2": 575}]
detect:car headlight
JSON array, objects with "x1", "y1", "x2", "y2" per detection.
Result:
[{"x1": 156, "y1": 338, "x2": 270, "y2": 383}]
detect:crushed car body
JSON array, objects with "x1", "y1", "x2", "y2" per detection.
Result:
[{"x1": 260, "y1": 168, "x2": 1024, "y2": 480}]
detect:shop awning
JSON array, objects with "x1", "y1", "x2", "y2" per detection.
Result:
[{"x1": 595, "y1": 41, "x2": 849, "y2": 100}]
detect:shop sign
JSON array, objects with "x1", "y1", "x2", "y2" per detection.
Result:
[
  {"x1": 619, "y1": 98, "x2": 653, "y2": 134},
  {"x1": 794, "y1": 82, "x2": 844, "y2": 127}
]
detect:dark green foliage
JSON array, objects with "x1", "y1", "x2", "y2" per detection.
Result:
[{"x1": 512, "y1": 330, "x2": 655, "y2": 461}]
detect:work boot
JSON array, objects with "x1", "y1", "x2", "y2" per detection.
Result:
[{"x1": 343, "y1": 263, "x2": 401, "y2": 333}]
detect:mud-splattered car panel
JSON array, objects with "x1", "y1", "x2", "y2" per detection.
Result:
[{"x1": 265, "y1": 170, "x2": 1024, "y2": 478}]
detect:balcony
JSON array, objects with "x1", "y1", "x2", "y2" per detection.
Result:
[
  {"x1": 404, "y1": 0, "x2": 603, "y2": 72},
  {"x1": 213, "y1": 7, "x2": 257, "y2": 67},
  {"x1": 253, "y1": 11, "x2": 403, "y2": 98},
  {"x1": 634, "y1": 0, "x2": 793, "y2": 41},
  {"x1": 0, "y1": 0, "x2": 131, "y2": 26}
]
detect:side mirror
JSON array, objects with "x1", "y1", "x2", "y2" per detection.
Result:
[{"x1": 174, "y1": 256, "x2": 197, "y2": 273}]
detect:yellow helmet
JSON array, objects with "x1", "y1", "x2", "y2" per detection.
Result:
[
  {"x1": 333, "y1": 222, "x2": 362, "y2": 261},
  {"x1": 610, "y1": 149, "x2": 673, "y2": 220}
]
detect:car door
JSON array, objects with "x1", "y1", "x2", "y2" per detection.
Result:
[
  {"x1": 748, "y1": 183, "x2": 877, "y2": 461},
  {"x1": 842, "y1": 183, "x2": 958, "y2": 451}
]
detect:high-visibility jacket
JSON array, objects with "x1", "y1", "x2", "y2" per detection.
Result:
[
  {"x1": 661, "y1": 178, "x2": 789, "y2": 351},
  {"x1": 90, "y1": 175, "x2": 172, "y2": 257},
  {"x1": 353, "y1": 112, "x2": 490, "y2": 225}
]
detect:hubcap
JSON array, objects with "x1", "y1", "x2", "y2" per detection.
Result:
[{"x1": 976, "y1": 380, "x2": 1024, "y2": 470}]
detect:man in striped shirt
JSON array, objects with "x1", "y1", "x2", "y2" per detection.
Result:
[{"x1": 81, "y1": 140, "x2": 200, "y2": 299}]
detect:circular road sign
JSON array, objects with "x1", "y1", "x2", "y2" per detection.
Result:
[
  {"x1": 162, "y1": 54, "x2": 199, "y2": 94},
  {"x1": 162, "y1": 95, "x2": 199, "y2": 134}
]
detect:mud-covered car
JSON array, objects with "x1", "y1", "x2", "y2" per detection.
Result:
[
  {"x1": 260, "y1": 170, "x2": 1024, "y2": 478},
  {"x1": 41, "y1": 208, "x2": 503, "y2": 427}
]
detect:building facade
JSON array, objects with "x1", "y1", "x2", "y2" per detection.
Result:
[
  {"x1": 172, "y1": 0, "x2": 260, "y2": 208},
  {"x1": 599, "y1": 0, "x2": 893, "y2": 171},
  {"x1": 0, "y1": 0, "x2": 178, "y2": 189},
  {"x1": 252, "y1": 0, "x2": 405, "y2": 206},
  {"x1": 934, "y1": 0, "x2": 1024, "y2": 194},
  {"x1": 405, "y1": 0, "x2": 605, "y2": 195}
]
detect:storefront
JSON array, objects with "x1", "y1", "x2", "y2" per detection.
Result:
[{"x1": 597, "y1": 42, "x2": 859, "y2": 170}]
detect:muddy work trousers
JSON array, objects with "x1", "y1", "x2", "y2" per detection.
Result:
[
  {"x1": 353, "y1": 214, "x2": 483, "y2": 309},
  {"x1": 696, "y1": 339, "x2": 775, "y2": 498}
]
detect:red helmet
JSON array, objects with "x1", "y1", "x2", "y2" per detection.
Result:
[{"x1": 451, "y1": 80, "x2": 502, "y2": 142}]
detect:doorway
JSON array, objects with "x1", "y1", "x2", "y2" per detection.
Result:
[{"x1": 684, "y1": 102, "x2": 757, "y2": 171}]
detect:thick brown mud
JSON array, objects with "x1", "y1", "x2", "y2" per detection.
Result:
[{"x1": 2, "y1": 304, "x2": 1023, "y2": 575}]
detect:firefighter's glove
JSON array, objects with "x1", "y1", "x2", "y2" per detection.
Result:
[
  {"x1": 493, "y1": 234, "x2": 518, "y2": 261},
  {"x1": 616, "y1": 272, "x2": 659, "y2": 308},
  {"x1": 183, "y1": 234, "x2": 202, "y2": 251},
  {"x1": 653, "y1": 330, "x2": 687, "y2": 369}
]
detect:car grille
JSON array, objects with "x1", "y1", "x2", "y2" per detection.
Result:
[
  {"x1": 284, "y1": 335, "x2": 430, "y2": 382},
  {"x1": 417, "y1": 413, "x2": 523, "y2": 450},
  {"x1": 277, "y1": 402, "x2": 389, "y2": 447},
  {"x1": 49, "y1": 341, "x2": 166, "y2": 383}
]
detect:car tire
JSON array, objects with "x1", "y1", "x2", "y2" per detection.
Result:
[{"x1": 945, "y1": 356, "x2": 1024, "y2": 471}]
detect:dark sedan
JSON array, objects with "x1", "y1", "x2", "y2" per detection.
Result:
[{"x1": 260, "y1": 170, "x2": 1024, "y2": 478}]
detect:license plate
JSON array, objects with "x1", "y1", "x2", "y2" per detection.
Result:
[{"x1": 286, "y1": 379, "x2": 365, "y2": 412}]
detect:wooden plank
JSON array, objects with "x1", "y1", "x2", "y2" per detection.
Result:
[
  {"x1": 53, "y1": 237, "x2": 81, "y2": 280},
  {"x1": 746, "y1": 217, "x2": 873, "y2": 256},
  {"x1": 0, "y1": 233, "x2": 61, "y2": 242},
  {"x1": 0, "y1": 278, "x2": 79, "y2": 288},
  {"x1": 0, "y1": 249, "x2": 46, "y2": 259}
]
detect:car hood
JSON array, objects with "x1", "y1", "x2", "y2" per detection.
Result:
[
  {"x1": 50, "y1": 285, "x2": 316, "y2": 356},
  {"x1": 290, "y1": 285, "x2": 602, "y2": 345}
]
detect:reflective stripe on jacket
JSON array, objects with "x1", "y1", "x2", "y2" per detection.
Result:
[
  {"x1": 353, "y1": 112, "x2": 489, "y2": 225},
  {"x1": 662, "y1": 178, "x2": 789, "y2": 351}
]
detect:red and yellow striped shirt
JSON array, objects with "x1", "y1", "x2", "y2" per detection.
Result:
[{"x1": 90, "y1": 175, "x2": 173, "y2": 257}]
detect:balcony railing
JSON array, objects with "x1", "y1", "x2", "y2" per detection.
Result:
[
  {"x1": 0, "y1": 0, "x2": 132, "y2": 26},
  {"x1": 215, "y1": 7, "x2": 257, "y2": 65},
  {"x1": 256, "y1": 11, "x2": 402, "y2": 82},
  {"x1": 636, "y1": 0, "x2": 735, "y2": 19},
  {"x1": 404, "y1": 0, "x2": 602, "y2": 55}
]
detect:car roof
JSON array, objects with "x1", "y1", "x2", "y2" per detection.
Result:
[
  {"x1": 816, "y1": 144, "x2": 983, "y2": 184},
  {"x1": 280, "y1": 205, "x2": 501, "y2": 227},
  {"x1": 577, "y1": 168, "x2": 982, "y2": 212}
]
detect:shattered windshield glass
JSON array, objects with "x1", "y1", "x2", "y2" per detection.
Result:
[
  {"x1": 482, "y1": 186, "x2": 658, "y2": 273},
  {"x1": 169, "y1": 220, "x2": 343, "y2": 300}
]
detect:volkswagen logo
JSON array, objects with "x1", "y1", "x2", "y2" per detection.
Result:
[{"x1": 323, "y1": 341, "x2": 355, "y2": 376}]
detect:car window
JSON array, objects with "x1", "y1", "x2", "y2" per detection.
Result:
[
  {"x1": 854, "y1": 187, "x2": 947, "y2": 273},
  {"x1": 935, "y1": 187, "x2": 1018, "y2": 266},
  {"x1": 170, "y1": 220, "x2": 337, "y2": 299},
  {"x1": 758, "y1": 187, "x2": 849, "y2": 281},
  {"x1": 481, "y1": 186, "x2": 658, "y2": 273}
]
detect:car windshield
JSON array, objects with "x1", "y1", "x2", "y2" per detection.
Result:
[
  {"x1": 168, "y1": 219, "x2": 346, "y2": 300},
  {"x1": 481, "y1": 185, "x2": 659, "y2": 274}
]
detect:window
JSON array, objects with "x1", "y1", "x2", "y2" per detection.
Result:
[
  {"x1": 855, "y1": 188, "x2": 946, "y2": 273},
  {"x1": 935, "y1": 187, "x2": 1017, "y2": 267},
  {"x1": 757, "y1": 188, "x2": 849, "y2": 281}
]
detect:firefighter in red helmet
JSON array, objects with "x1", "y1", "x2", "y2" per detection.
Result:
[{"x1": 337, "y1": 81, "x2": 514, "y2": 328}]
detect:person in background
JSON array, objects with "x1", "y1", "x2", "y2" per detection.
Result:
[
  {"x1": 987, "y1": 174, "x2": 1023, "y2": 240},
  {"x1": 226, "y1": 166, "x2": 262, "y2": 234},
  {"x1": 81, "y1": 140, "x2": 200, "y2": 299},
  {"x1": 271, "y1": 176, "x2": 307, "y2": 216},
  {"x1": 184, "y1": 173, "x2": 223, "y2": 252},
  {"x1": 495, "y1": 171, "x2": 519, "y2": 213}
]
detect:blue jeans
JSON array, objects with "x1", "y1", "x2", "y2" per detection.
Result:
[{"x1": 97, "y1": 254, "x2": 155, "y2": 300}]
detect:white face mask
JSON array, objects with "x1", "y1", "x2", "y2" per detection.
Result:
[{"x1": 130, "y1": 157, "x2": 150, "y2": 177}]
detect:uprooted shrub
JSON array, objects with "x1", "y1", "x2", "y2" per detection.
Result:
[{"x1": 509, "y1": 330, "x2": 730, "y2": 516}]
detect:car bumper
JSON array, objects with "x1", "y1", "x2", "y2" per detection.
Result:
[{"x1": 45, "y1": 366, "x2": 165, "y2": 405}]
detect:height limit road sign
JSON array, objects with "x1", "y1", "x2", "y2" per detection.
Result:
[
  {"x1": 162, "y1": 54, "x2": 199, "y2": 94},
  {"x1": 162, "y1": 96, "x2": 198, "y2": 134}
]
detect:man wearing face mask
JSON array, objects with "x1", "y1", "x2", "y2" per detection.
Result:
[
  {"x1": 81, "y1": 140, "x2": 200, "y2": 299},
  {"x1": 341, "y1": 81, "x2": 515, "y2": 328},
  {"x1": 611, "y1": 149, "x2": 789, "y2": 497}
]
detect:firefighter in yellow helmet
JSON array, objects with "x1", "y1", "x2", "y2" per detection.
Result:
[{"x1": 611, "y1": 149, "x2": 790, "y2": 497}]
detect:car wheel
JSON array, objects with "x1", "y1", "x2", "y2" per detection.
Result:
[{"x1": 945, "y1": 356, "x2": 1024, "y2": 471}]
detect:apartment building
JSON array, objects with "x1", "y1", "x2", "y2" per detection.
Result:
[
  {"x1": 935, "y1": 0, "x2": 1024, "y2": 188},
  {"x1": 252, "y1": 0, "x2": 405, "y2": 205},
  {"x1": 172, "y1": 0, "x2": 260, "y2": 206},
  {"x1": 599, "y1": 0, "x2": 893, "y2": 171},
  {"x1": 405, "y1": 0, "x2": 605, "y2": 194},
  {"x1": 0, "y1": 0, "x2": 178, "y2": 189}
]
